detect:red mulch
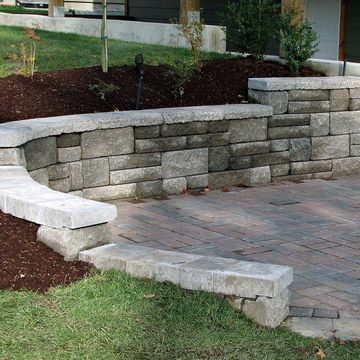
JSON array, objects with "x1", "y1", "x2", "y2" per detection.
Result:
[
  {"x1": 0, "y1": 57, "x2": 322, "y2": 123},
  {"x1": 0, "y1": 211, "x2": 92, "y2": 293}
]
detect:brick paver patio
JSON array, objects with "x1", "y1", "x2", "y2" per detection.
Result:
[{"x1": 110, "y1": 176, "x2": 360, "y2": 319}]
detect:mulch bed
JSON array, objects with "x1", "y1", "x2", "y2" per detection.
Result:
[
  {"x1": 0, "y1": 57, "x2": 322, "y2": 123},
  {"x1": 0, "y1": 211, "x2": 92, "y2": 293},
  {"x1": 0, "y1": 57, "x2": 321, "y2": 292}
]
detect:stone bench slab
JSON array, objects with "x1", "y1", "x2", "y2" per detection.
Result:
[
  {"x1": 0, "y1": 166, "x2": 117, "y2": 229},
  {"x1": 79, "y1": 243, "x2": 293, "y2": 298}
]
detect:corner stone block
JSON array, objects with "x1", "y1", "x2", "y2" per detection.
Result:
[
  {"x1": 229, "y1": 118, "x2": 268, "y2": 143},
  {"x1": 330, "y1": 89, "x2": 349, "y2": 111},
  {"x1": 242, "y1": 289, "x2": 290, "y2": 328},
  {"x1": 310, "y1": 113, "x2": 330, "y2": 137},
  {"x1": 82, "y1": 158, "x2": 110, "y2": 188},
  {"x1": 24, "y1": 137, "x2": 57, "y2": 171},
  {"x1": 81, "y1": 128, "x2": 134, "y2": 159},
  {"x1": 163, "y1": 177, "x2": 187, "y2": 195},
  {"x1": 0, "y1": 148, "x2": 26, "y2": 166},
  {"x1": 37, "y1": 223, "x2": 112, "y2": 261},
  {"x1": 248, "y1": 89, "x2": 288, "y2": 114},
  {"x1": 311, "y1": 135, "x2": 349, "y2": 160},
  {"x1": 162, "y1": 148, "x2": 208, "y2": 178}
]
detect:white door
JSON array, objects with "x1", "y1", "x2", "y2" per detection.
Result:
[{"x1": 305, "y1": 0, "x2": 341, "y2": 60}]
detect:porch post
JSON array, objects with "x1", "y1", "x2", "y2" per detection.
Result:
[
  {"x1": 179, "y1": 0, "x2": 200, "y2": 22},
  {"x1": 48, "y1": 0, "x2": 65, "y2": 17},
  {"x1": 281, "y1": 0, "x2": 305, "y2": 25}
]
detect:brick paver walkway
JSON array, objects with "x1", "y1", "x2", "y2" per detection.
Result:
[{"x1": 110, "y1": 177, "x2": 360, "y2": 319}]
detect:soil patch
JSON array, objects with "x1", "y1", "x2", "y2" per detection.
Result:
[
  {"x1": 0, "y1": 57, "x2": 322, "y2": 123},
  {"x1": 0, "y1": 211, "x2": 92, "y2": 293}
]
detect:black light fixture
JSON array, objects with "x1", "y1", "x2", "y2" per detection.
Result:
[{"x1": 135, "y1": 53, "x2": 144, "y2": 110}]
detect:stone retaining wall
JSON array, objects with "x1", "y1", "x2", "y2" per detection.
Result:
[
  {"x1": 0, "y1": 105, "x2": 274, "y2": 200},
  {"x1": 248, "y1": 76, "x2": 360, "y2": 181}
]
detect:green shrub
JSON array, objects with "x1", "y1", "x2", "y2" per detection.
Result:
[
  {"x1": 219, "y1": 0, "x2": 281, "y2": 60},
  {"x1": 280, "y1": 19, "x2": 318, "y2": 74}
]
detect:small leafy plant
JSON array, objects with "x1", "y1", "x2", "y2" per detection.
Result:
[
  {"x1": 173, "y1": 13, "x2": 205, "y2": 63},
  {"x1": 17, "y1": 27, "x2": 40, "y2": 78},
  {"x1": 170, "y1": 13, "x2": 205, "y2": 98},
  {"x1": 219, "y1": 0, "x2": 280, "y2": 60},
  {"x1": 280, "y1": 19, "x2": 318, "y2": 75},
  {"x1": 89, "y1": 79, "x2": 119, "y2": 100}
]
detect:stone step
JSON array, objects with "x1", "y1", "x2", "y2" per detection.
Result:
[{"x1": 79, "y1": 243, "x2": 292, "y2": 298}]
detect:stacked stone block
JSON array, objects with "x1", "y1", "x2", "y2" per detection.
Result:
[
  {"x1": 248, "y1": 77, "x2": 360, "y2": 181},
  {"x1": 21, "y1": 110, "x2": 272, "y2": 200}
]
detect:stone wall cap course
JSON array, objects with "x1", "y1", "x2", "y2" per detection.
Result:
[
  {"x1": 0, "y1": 104, "x2": 272, "y2": 147},
  {"x1": 248, "y1": 76, "x2": 360, "y2": 91}
]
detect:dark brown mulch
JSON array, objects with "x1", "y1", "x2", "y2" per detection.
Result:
[
  {"x1": 0, "y1": 210, "x2": 92, "y2": 293},
  {"x1": 0, "y1": 57, "x2": 322, "y2": 123}
]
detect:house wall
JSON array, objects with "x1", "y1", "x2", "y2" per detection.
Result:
[
  {"x1": 304, "y1": 0, "x2": 341, "y2": 61},
  {"x1": 64, "y1": 0, "x2": 125, "y2": 15},
  {"x1": 344, "y1": 0, "x2": 360, "y2": 62}
]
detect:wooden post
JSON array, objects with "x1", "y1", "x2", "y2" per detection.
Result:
[
  {"x1": 281, "y1": 0, "x2": 304, "y2": 25},
  {"x1": 338, "y1": 0, "x2": 346, "y2": 61},
  {"x1": 180, "y1": 0, "x2": 200, "y2": 22},
  {"x1": 48, "y1": 0, "x2": 65, "y2": 17}
]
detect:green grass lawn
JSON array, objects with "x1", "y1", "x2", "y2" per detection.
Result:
[
  {"x1": 0, "y1": 25, "x2": 229, "y2": 78},
  {"x1": 0, "y1": 5, "x2": 47, "y2": 15},
  {"x1": 1, "y1": 271, "x2": 359, "y2": 360}
]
